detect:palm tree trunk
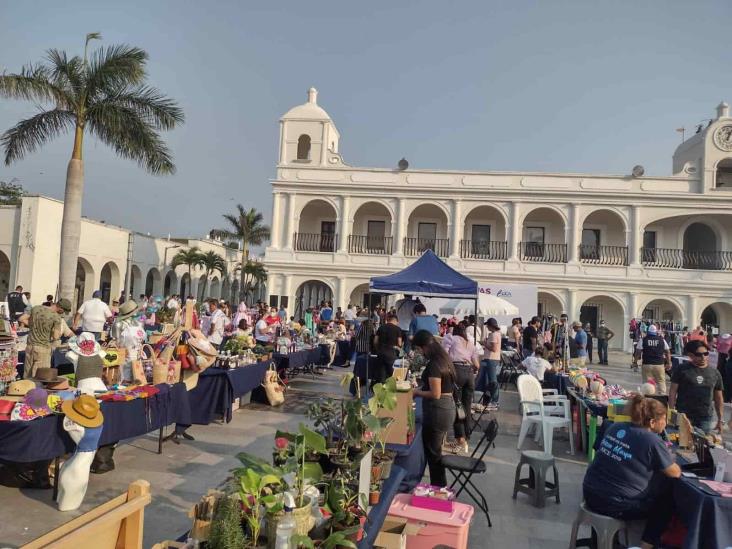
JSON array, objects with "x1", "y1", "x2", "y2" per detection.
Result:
[
  {"x1": 58, "y1": 158, "x2": 84, "y2": 302},
  {"x1": 202, "y1": 269, "x2": 210, "y2": 299},
  {"x1": 239, "y1": 246, "x2": 247, "y2": 304}
]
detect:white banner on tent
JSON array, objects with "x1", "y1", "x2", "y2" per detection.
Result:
[{"x1": 424, "y1": 283, "x2": 537, "y2": 327}]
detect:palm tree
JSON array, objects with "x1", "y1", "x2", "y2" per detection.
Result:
[
  {"x1": 171, "y1": 248, "x2": 203, "y2": 297},
  {"x1": 213, "y1": 205, "x2": 270, "y2": 302},
  {"x1": 237, "y1": 260, "x2": 267, "y2": 304},
  {"x1": 0, "y1": 33, "x2": 184, "y2": 302},
  {"x1": 198, "y1": 251, "x2": 226, "y2": 299}
]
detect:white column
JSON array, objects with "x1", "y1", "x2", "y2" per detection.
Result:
[
  {"x1": 507, "y1": 202, "x2": 521, "y2": 260},
  {"x1": 394, "y1": 198, "x2": 407, "y2": 255},
  {"x1": 336, "y1": 276, "x2": 347, "y2": 310},
  {"x1": 687, "y1": 295, "x2": 699, "y2": 328},
  {"x1": 449, "y1": 199, "x2": 462, "y2": 258},
  {"x1": 284, "y1": 193, "x2": 296, "y2": 250},
  {"x1": 625, "y1": 292, "x2": 638, "y2": 352},
  {"x1": 629, "y1": 205, "x2": 641, "y2": 266},
  {"x1": 271, "y1": 192, "x2": 282, "y2": 248},
  {"x1": 338, "y1": 196, "x2": 350, "y2": 253},
  {"x1": 567, "y1": 289, "x2": 577, "y2": 321},
  {"x1": 568, "y1": 204, "x2": 580, "y2": 263},
  {"x1": 320, "y1": 122, "x2": 328, "y2": 165},
  {"x1": 278, "y1": 121, "x2": 287, "y2": 165}
]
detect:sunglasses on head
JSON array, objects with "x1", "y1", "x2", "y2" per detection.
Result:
[{"x1": 693, "y1": 351, "x2": 709, "y2": 357}]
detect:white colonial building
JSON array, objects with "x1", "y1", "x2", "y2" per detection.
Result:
[
  {"x1": 265, "y1": 88, "x2": 732, "y2": 351},
  {"x1": 0, "y1": 195, "x2": 257, "y2": 311}
]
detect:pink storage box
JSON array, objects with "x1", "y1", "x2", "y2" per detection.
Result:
[
  {"x1": 387, "y1": 493, "x2": 474, "y2": 549},
  {"x1": 411, "y1": 484, "x2": 455, "y2": 512}
]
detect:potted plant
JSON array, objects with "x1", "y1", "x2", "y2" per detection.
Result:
[
  {"x1": 208, "y1": 495, "x2": 246, "y2": 549},
  {"x1": 238, "y1": 468, "x2": 283, "y2": 548},
  {"x1": 273, "y1": 436, "x2": 293, "y2": 467},
  {"x1": 291, "y1": 530, "x2": 359, "y2": 549},
  {"x1": 306, "y1": 399, "x2": 340, "y2": 448},
  {"x1": 368, "y1": 482, "x2": 381, "y2": 505}
]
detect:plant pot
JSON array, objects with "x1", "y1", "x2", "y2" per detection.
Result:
[
  {"x1": 370, "y1": 463, "x2": 382, "y2": 482},
  {"x1": 369, "y1": 491, "x2": 380, "y2": 505},
  {"x1": 379, "y1": 458, "x2": 394, "y2": 480},
  {"x1": 272, "y1": 452, "x2": 288, "y2": 468},
  {"x1": 292, "y1": 496, "x2": 315, "y2": 537},
  {"x1": 330, "y1": 456, "x2": 352, "y2": 472}
]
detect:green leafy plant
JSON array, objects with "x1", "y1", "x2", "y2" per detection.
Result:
[
  {"x1": 238, "y1": 469, "x2": 282, "y2": 547},
  {"x1": 307, "y1": 399, "x2": 339, "y2": 447},
  {"x1": 368, "y1": 377, "x2": 398, "y2": 416},
  {"x1": 296, "y1": 423, "x2": 327, "y2": 508},
  {"x1": 208, "y1": 496, "x2": 245, "y2": 549}
]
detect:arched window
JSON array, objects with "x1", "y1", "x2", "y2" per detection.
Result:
[
  {"x1": 716, "y1": 158, "x2": 732, "y2": 188},
  {"x1": 297, "y1": 135, "x2": 311, "y2": 160}
]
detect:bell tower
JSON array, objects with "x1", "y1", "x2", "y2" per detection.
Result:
[{"x1": 278, "y1": 88, "x2": 342, "y2": 167}]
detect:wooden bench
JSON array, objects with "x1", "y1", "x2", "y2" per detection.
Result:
[{"x1": 22, "y1": 480, "x2": 151, "y2": 549}]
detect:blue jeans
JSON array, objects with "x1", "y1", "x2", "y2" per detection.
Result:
[{"x1": 477, "y1": 359, "x2": 500, "y2": 405}]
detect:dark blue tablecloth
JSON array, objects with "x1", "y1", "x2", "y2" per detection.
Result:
[
  {"x1": 358, "y1": 465, "x2": 407, "y2": 549},
  {"x1": 544, "y1": 371, "x2": 569, "y2": 395},
  {"x1": 332, "y1": 340, "x2": 351, "y2": 367},
  {"x1": 187, "y1": 362, "x2": 269, "y2": 425},
  {"x1": 674, "y1": 477, "x2": 732, "y2": 549},
  {"x1": 387, "y1": 426, "x2": 426, "y2": 492},
  {"x1": 0, "y1": 382, "x2": 190, "y2": 463}
]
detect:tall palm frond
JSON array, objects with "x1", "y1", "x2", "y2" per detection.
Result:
[{"x1": 0, "y1": 35, "x2": 184, "y2": 301}]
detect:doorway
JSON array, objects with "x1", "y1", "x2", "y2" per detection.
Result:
[{"x1": 580, "y1": 305, "x2": 598, "y2": 334}]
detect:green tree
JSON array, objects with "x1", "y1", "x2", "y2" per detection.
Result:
[
  {"x1": 213, "y1": 205, "x2": 270, "y2": 302},
  {"x1": 171, "y1": 247, "x2": 203, "y2": 297},
  {"x1": 0, "y1": 33, "x2": 184, "y2": 302},
  {"x1": 236, "y1": 260, "x2": 267, "y2": 304},
  {"x1": 198, "y1": 250, "x2": 226, "y2": 299},
  {"x1": 0, "y1": 178, "x2": 24, "y2": 205}
]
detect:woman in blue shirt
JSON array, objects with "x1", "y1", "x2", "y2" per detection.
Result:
[{"x1": 583, "y1": 395, "x2": 681, "y2": 549}]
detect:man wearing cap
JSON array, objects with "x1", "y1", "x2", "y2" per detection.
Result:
[
  {"x1": 73, "y1": 290, "x2": 113, "y2": 341},
  {"x1": 20, "y1": 299, "x2": 72, "y2": 379},
  {"x1": 634, "y1": 324, "x2": 671, "y2": 394},
  {"x1": 572, "y1": 322, "x2": 588, "y2": 367}
]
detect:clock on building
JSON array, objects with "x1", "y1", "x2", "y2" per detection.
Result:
[{"x1": 713, "y1": 125, "x2": 732, "y2": 152}]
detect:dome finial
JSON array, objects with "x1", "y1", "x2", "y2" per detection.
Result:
[
  {"x1": 717, "y1": 101, "x2": 729, "y2": 119},
  {"x1": 307, "y1": 87, "x2": 318, "y2": 104}
]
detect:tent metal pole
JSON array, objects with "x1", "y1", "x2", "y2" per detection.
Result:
[{"x1": 474, "y1": 298, "x2": 478, "y2": 342}]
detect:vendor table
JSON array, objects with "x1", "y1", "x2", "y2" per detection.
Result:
[
  {"x1": 387, "y1": 426, "x2": 426, "y2": 492},
  {"x1": 273, "y1": 347, "x2": 324, "y2": 379},
  {"x1": 186, "y1": 361, "x2": 270, "y2": 425},
  {"x1": 358, "y1": 465, "x2": 407, "y2": 549},
  {"x1": 331, "y1": 340, "x2": 351, "y2": 367},
  {"x1": 543, "y1": 371, "x2": 569, "y2": 395},
  {"x1": 0, "y1": 382, "x2": 190, "y2": 463},
  {"x1": 566, "y1": 387, "x2": 608, "y2": 461},
  {"x1": 674, "y1": 475, "x2": 732, "y2": 548}
]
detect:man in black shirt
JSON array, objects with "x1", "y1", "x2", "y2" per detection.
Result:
[
  {"x1": 522, "y1": 316, "x2": 540, "y2": 357},
  {"x1": 6, "y1": 285, "x2": 27, "y2": 320},
  {"x1": 372, "y1": 313, "x2": 402, "y2": 386},
  {"x1": 669, "y1": 340, "x2": 724, "y2": 433}
]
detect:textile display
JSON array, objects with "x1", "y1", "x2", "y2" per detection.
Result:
[{"x1": 673, "y1": 476, "x2": 732, "y2": 549}]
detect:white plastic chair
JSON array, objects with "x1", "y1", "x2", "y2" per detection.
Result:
[{"x1": 517, "y1": 374, "x2": 574, "y2": 455}]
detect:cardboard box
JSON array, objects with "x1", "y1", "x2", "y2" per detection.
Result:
[
  {"x1": 378, "y1": 389, "x2": 413, "y2": 445},
  {"x1": 374, "y1": 517, "x2": 421, "y2": 549}
]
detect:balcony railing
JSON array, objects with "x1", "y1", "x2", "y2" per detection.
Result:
[
  {"x1": 348, "y1": 234, "x2": 394, "y2": 255},
  {"x1": 641, "y1": 247, "x2": 732, "y2": 270},
  {"x1": 518, "y1": 242, "x2": 568, "y2": 263},
  {"x1": 459, "y1": 240, "x2": 508, "y2": 260},
  {"x1": 293, "y1": 232, "x2": 338, "y2": 253},
  {"x1": 579, "y1": 245, "x2": 629, "y2": 266},
  {"x1": 404, "y1": 237, "x2": 450, "y2": 257}
]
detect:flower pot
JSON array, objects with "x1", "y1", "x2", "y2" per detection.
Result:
[
  {"x1": 272, "y1": 452, "x2": 288, "y2": 468},
  {"x1": 292, "y1": 496, "x2": 315, "y2": 536},
  {"x1": 379, "y1": 458, "x2": 394, "y2": 480},
  {"x1": 370, "y1": 463, "x2": 382, "y2": 482},
  {"x1": 369, "y1": 491, "x2": 380, "y2": 505}
]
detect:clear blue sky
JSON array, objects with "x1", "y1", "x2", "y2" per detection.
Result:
[{"x1": 1, "y1": 1, "x2": 730, "y2": 237}]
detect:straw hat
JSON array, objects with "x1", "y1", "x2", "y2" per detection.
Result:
[
  {"x1": 61, "y1": 395, "x2": 104, "y2": 428},
  {"x1": 117, "y1": 300, "x2": 139, "y2": 320},
  {"x1": 2, "y1": 379, "x2": 36, "y2": 402}
]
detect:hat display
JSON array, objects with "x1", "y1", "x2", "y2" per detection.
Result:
[
  {"x1": 46, "y1": 377, "x2": 71, "y2": 391},
  {"x1": 23, "y1": 388, "x2": 51, "y2": 414},
  {"x1": 68, "y1": 333, "x2": 105, "y2": 358},
  {"x1": 30, "y1": 367, "x2": 64, "y2": 384},
  {"x1": 57, "y1": 298, "x2": 72, "y2": 313},
  {"x1": 117, "y1": 300, "x2": 139, "y2": 320},
  {"x1": 3, "y1": 379, "x2": 36, "y2": 401},
  {"x1": 61, "y1": 395, "x2": 103, "y2": 428}
]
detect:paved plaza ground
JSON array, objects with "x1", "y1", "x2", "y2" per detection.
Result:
[{"x1": 0, "y1": 351, "x2": 718, "y2": 548}]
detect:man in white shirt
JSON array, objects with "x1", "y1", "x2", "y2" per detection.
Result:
[
  {"x1": 166, "y1": 295, "x2": 180, "y2": 310},
  {"x1": 522, "y1": 346, "x2": 552, "y2": 382},
  {"x1": 207, "y1": 299, "x2": 227, "y2": 349},
  {"x1": 73, "y1": 290, "x2": 113, "y2": 340}
]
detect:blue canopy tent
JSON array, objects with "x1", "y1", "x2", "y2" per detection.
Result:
[
  {"x1": 369, "y1": 249, "x2": 479, "y2": 299},
  {"x1": 360, "y1": 251, "x2": 480, "y2": 384}
]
